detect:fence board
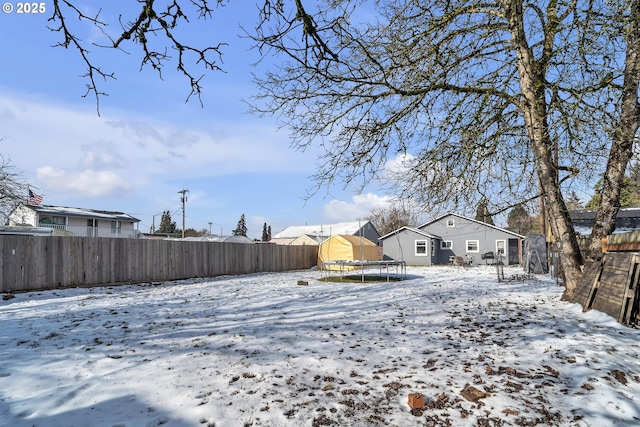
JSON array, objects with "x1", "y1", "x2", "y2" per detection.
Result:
[{"x1": 0, "y1": 236, "x2": 318, "y2": 293}]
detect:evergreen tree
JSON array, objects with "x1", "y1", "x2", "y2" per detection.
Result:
[
  {"x1": 626, "y1": 161, "x2": 640, "y2": 207},
  {"x1": 586, "y1": 168, "x2": 640, "y2": 209},
  {"x1": 565, "y1": 191, "x2": 584, "y2": 211},
  {"x1": 233, "y1": 214, "x2": 248, "y2": 237},
  {"x1": 474, "y1": 198, "x2": 494, "y2": 225},
  {"x1": 157, "y1": 210, "x2": 176, "y2": 234},
  {"x1": 261, "y1": 222, "x2": 271, "y2": 242},
  {"x1": 507, "y1": 205, "x2": 533, "y2": 236}
]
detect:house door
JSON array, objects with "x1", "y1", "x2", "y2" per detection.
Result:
[{"x1": 508, "y1": 239, "x2": 519, "y2": 265}]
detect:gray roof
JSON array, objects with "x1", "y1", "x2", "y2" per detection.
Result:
[
  {"x1": 27, "y1": 204, "x2": 140, "y2": 222},
  {"x1": 177, "y1": 235, "x2": 253, "y2": 243},
  {"x1": 570, "y1": 208, "x2": 640, "y2": 221},
  {"x1": 379, "y1": 226, "x2": 440, "y2": 241},
  {"x1": 0, "y1": 225, "x2": 53, "y2": 236},
  {"x1": 418, "y1": 212, "x2": 526, "y2": 239}
]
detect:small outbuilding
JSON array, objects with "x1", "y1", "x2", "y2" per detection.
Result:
[{"x1": 318, "y1": 234, "x2": 380, "y2": 270}]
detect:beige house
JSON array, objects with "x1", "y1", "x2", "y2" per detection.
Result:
[{"x1": 9, "y1": 204, "x2": 140, "y2": 238}]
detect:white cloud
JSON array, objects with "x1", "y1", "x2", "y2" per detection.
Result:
[
  {"x1": 382, "y1": 152, "x2": 417, "y2": 179},
  {"x1": 36, "y1": 166, "x2": 133, "y2": 196},
  {"x1": 323, "y1": 193, "x2": 392, "y2": 221},
  {"x1": 81, "y1": 142, "x2": 128, "y2": 169},
  {"x1": 0, "y1": 93, "x2": 315, "y2": 197}
]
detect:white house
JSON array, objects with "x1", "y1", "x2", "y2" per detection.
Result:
[{"x1": 9, "y1": 204, "x2": 140, "y2": 238}]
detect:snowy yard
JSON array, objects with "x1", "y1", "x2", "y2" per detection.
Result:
[{"x1": 1, "y1": 265, "x2": 639, "y2": 427}]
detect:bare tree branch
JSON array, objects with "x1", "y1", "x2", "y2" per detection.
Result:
[
  {"x1": 0, "y1": 151, "x2": 31, "y2": 223},
  {"x1": 48, "y1": 0, "x2": 229, "y2": 112}
]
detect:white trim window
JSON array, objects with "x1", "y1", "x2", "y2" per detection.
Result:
[
  {"x1": 415, "y1": 240, "x2": 428, "y2": 256},
  {"x1": 111, "y1": 220, "x2": 122, "y2": 234},
  {"x1": 466, "y1": 240, "x2": 480, "y2": 253},
  {"x1": 446, "y1": 218, "x2": 455, "y2": 227},
  {"x1": 440, "y1": 240, "x2": 453, "y2": 250},
  {"x1": 496, "y1": 240, "x2": 506, "y2": 255}
]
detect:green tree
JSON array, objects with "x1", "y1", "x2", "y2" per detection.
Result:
[
  {"x1": 233, "y1": 214, "x2": 248, "y2": 237},
  {"x1": 261, "y1": 222, "x2": 271, "y2": 241},
  {"x1": 180, "y1": 227, "x2": 205, "y2": 237},
  {"x1": 475, "y1": 199, "x2": 494, "y2": 226},
  {"x1": 507, "y1": 205, "x2": 533, "y2": 236},
  {"x1": 586, "y1": 170, "x2": 640, "y2": 209},
  {"x1": 157, "y1": 210, "x2": 176, "y2": 234},
  {"x1": 565, "y1": 192, "x2": 584, "y2": 211}
]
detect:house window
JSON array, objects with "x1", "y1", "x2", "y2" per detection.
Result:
[
  {"x1": 440, "y1": 240, "x2": 453, "y2": 250},
  {"x1": 446, "y1": 219, "x2": 455, "y2": 227},
  {"x1": 496, "y1": 240, "x2": 506, "y2": 255},
  {"x1": 111, "y1": 221, "x2": 121, "y2": 234},
  {"x1": 39, "y1": 216, "x2": 66, "y2": 226},
  {"x1": 466, "y1": 240, "x2": 479, "y2": 253},
  {"x1": 415, "y1": 240, "x2": 428, "y2": 256}
]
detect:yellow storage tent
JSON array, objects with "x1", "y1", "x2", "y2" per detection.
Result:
[{"x1": 318, "y1": 234, "x2": 380, "y2": 270}]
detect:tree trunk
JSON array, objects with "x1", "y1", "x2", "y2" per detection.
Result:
[
  {"x1": 588, "y1": 0, "x2": 640, "y2": 258},
  {"x1": 506, "y1": 0, "x2": 583, "y2": 297}
]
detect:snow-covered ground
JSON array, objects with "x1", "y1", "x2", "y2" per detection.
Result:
[{"x1": 1, "y1": 265, "x2": 639, "y2": 427}]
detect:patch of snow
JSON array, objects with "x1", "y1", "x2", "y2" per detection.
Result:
[{"x1": 1, "y1": 266, "x2": 639, "y2": 426}]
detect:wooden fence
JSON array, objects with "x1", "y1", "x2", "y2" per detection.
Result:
[
  {"x1": 568, "y1": 230, "x2": 640, "y2": 327},
  {"x1": 0, "y1": 235, "x2": 319, "y2": 293}
]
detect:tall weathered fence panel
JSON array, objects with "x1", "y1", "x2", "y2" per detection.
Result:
[{"x1": 0, "y1": 236, "x2": 318, "y2": 293}]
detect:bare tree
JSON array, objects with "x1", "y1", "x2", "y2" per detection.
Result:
[
  {"x1": 365, "y1": 198, "x2": 423, "y2": 236},
  {"x1": 0, "y1": 153, "x2": 30, "y2": 223},
  {"x1": 246, "y1": 0, "x2": 638, "y2": 298}
]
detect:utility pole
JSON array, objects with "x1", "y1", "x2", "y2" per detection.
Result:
[
  {"x1": 208, "y1": 221, "x2": 212, "y2": 236},
  {"x1": 151, "y1": 211, "x2": 162, "y2": 234},
  {"x1": 178, "y1": 189, "x2": 189, "y2": 238}
]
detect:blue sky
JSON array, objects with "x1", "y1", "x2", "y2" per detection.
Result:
[{"x1": 0, "y1": 1, "x2": 394, "y2": 238}]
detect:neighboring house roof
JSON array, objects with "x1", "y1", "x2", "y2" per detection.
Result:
[
  {"x1": 274, "y1": 221, "x2": 374, "y2": 239},
  {"x1": 172, "y1": 235, "x2": 253, "y2": 243},
  {"x1": 24, "y1": 204, "x2": 140, "y2": 223},
  {"x1": 379, "y1": 226, "x2": 440, "y2": 241},
  {"x1": 0, "y1": 225, "x2": 53, "y2": 236},
  {"x1": 570, "y1": 208, "x2": 640, "y2": 235},
  {"x1": 418, "y1": 212, "x2": 526, "y2": 239},
  {"x1": 570, "y1": 208, "x2": 640, "y2": 222},
  {"x1": 204, "y1": 235, "x2": 253, "y2": 243}
]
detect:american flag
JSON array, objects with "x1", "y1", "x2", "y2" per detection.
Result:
[{"x1": 28, "y1": 189, "x2": 43, "y2": 205}]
